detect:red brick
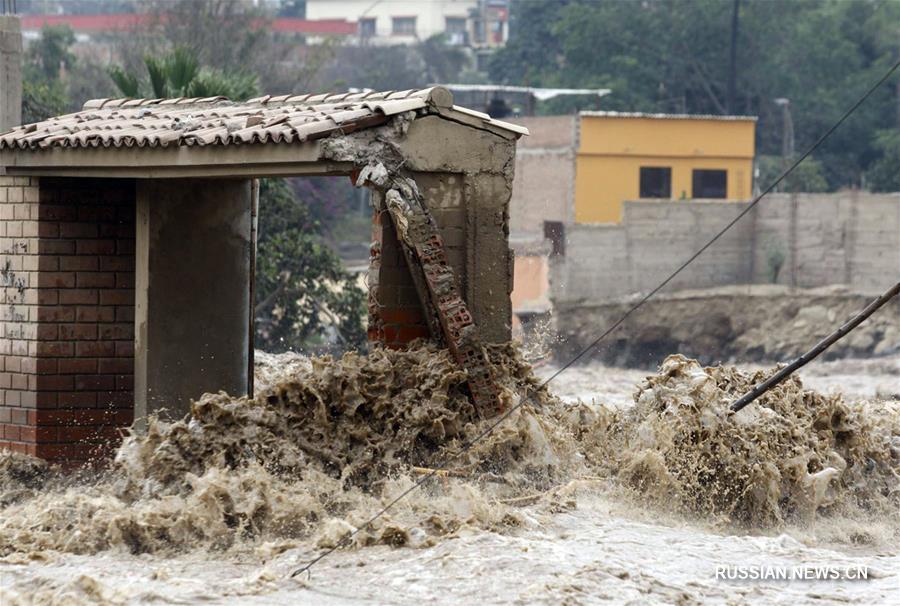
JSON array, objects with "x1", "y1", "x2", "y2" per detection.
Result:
[
  {"x1": 99, "y1": 289, "x2": 133, "y2": 306},
  {"x1": 116, "y1": 239, "x2": 134, "y2": 254},
  {"x1": 75, "y1": 375, "x2": 115, "y2": 391},
  {"x1": 98, "y1": 323, "x2": 133, "y2": 340},
  {"x1": 34, "y1": 442, "x2": 86, "y2": 461},
  {"x1": 40, "y1": 272, "x2": 76, "y2": 288},
  {"x1": 58, "y1": 323, "x2": 98, "y2": 340},
  {"x1": 33, "y1": 306, "x2": 76, "y2": 322},
  {"x1": 378, "y1": 308, "x2": 426, "y2": 325},
  {"x1": 18, "y1": 425, "x2": 36, "y2": 442},
  {"x1": 37, "y1": 240, "x2": 75, "y2": 255},
  {"x1": 34, "y1": 341, "x2": 74, "y2": 357},
  {"x1": 114, "y1": 341, "x2": 133, "y2": 357},
  {"x1": 0, "y1": 407, "x2": 9, "y2": 423},
  {"x1": 37, "y1": 223, "x2": 60, "y2": 238},
  {"x1": 59, "y1": 289, "x2": 98, "y2": 305},
  {"x1": 98, "y1": 358, "x2": 132, "y2": 374},
  {"x1": 37, "y1": 205, "x2": 77, "y2": 221},
  {"x1": 115, "y1": 272, "x2": 135, "y2": 288},
  {"x1": 58, "y1": 358, "x2": 98, "y2": 374},
  {"x1": 35, "y1": 374, "x2": 74, "y2": 391},
  {"x1": 59, "y1": 256, "x2": 99, "y2": 271},
  {"x1": 99, "y1": 391, "x2": 133, "y2": 408},
  {"x1": 76, "y1": 240, "x2": 116, "y2": 255},
  {"x1": 99, "y1": 255, "x2": 135, "y2": 271},
  {"x1": 77, "y1": 206, "x2": 116, "y2": 223},
  {"x1": 115, "y1": 307, "x2": 134, "y2": 322},
  {"x1": 59, "y1": 222, "x2": 98, "y2": 238},
  {"x1": 34, "y1": 391, "x2": 57, "y2": 407},
  {"x1": 57, "y1": 391, "x2": 97, "y2": 407},
  {"x1": 36, "y1": 289, "x2": 59, "y2": 305},
  {"x1": 115, "y1": 374, "x2": 133, "y2": 391},
  {"x1": 75, "y1": 341, "x2": 115, "y2": 357},
  {"x1": 3, "y1": 424, "x2": 20, "y2": 440},
  {"x1": 35, "y1": 323, "x2": 59, "y2": 340},
  {"x1": 76, "y1": 306, "x2": 115, "y2": 323},
  {"x1": 77, "y1": 272, "x2": 115, "y2": 288},
  {"x1": 34, "y1": 426, "x2": 57, "y2": 441},
  {"x1": 32, "y1": 358, "x2": 58, "y2": 375}
]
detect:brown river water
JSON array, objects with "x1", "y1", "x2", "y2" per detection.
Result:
[{"x1": 1, "y1": 345, "x2": 897, "y2": 605}]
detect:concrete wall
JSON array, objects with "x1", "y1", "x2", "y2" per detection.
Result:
[
  {"x1": 135, "y1": 179, "x2": 252, "y2": 422},
  {"x1": 0, "y1": 177, "x2": 135, "y2": 463},
  {"x1": 552, "y1": 193, "x2": 900, "y2": 304},
  {"x1": 507, "y1": 115, "x2": 576, "y2": 239},
  {"x1": 0, "y1": 16, "x2": 22, "y2": 132},
  {"x1": 398, "y1": 114, "x2": 517, "y2": 343}
]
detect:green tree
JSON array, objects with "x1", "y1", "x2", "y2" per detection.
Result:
[
  {"x1": 757, "y1": 155, "x2": 829, "y2": 193},
  {"x1": 489, "y1": 0, "x2": 900, "y2": 191},
  {"x1": 255, "y1": 179, "x2": 365, "y2": 352},
  {"x1": 867, "y1": 129, "x2": 900, "y2": 192},
  {"x1": 21, "y1": 25, "x2": 75, "y2": 123},
  {"x1": 109, "y1": 47, "x2": 258, "y2": 101}
]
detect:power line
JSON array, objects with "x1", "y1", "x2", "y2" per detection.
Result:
[{"x1": 290, "y1": 56, "x2": 900, "y2": 579}]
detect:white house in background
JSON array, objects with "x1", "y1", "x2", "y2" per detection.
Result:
[{"x1": 306, "y1": 0, "x2": 508, "y2": 47}]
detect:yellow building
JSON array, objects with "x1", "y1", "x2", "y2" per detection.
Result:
[{"x1": 574, "y1": 112, "x2": 757, "y2": 223}]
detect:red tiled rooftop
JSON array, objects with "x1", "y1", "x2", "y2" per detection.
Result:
[{"x1": 20, "y1": 14, "x2": 356, "y2": 36}]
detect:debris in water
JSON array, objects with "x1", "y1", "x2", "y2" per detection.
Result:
[{"x1": 0, "y1": 348, "x2": 897, "y2": 561}]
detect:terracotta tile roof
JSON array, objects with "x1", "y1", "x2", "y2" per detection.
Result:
[{"x1": 0, "y1": 87, "x2": 526, "y2": 152}]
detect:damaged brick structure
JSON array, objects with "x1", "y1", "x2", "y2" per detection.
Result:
[{"x1": 0, "y1": 87, "x2": 527, "y2": 463}]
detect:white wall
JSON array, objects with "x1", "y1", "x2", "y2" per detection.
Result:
[{"x1": 307, "y1": 0, "x2": 476, "y2": 44}]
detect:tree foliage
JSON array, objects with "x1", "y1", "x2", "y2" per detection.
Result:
[
  {"x1": 109, "y1": 47, "x2": 258, "y2": 101},
  {"x1": 491, "y1": 0, "x2": 900, "y2": 191},
  {"x1": 868, "y1": 129, "x2": 900, "y2": 192},
  {"x1": 255, "y1": 179, "x2": 366, "y2": 352}
]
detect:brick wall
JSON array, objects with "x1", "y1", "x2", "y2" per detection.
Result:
[
  {"x1": 368, "y1": 206, "x2": 430, "y2": 347},
  {"x1": 366, "y1": 173, "x2": 470, "y2": 349},
  {"x1": 0, "y1": 177, "x2": 135, "y2": 464}
]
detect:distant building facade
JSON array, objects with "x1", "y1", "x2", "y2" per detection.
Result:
[
  {"x1": 505, "y1": 111, "x2": 758, "y2": 331},
  {"x1": 574, "y1": 112, "x2": 757, "y2": 223},
  {"x1": 306, "y1": 0, "x2": 508, "y2": 47}
]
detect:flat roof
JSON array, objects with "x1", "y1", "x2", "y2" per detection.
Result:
[{"x1": 580, "y1": 111, "x2": 757, "y2": 122}]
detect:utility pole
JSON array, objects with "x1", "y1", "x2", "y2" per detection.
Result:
[
  {"x1": 727, "y1": 0, "x2": 741, "y2": 114},
  {"x1": 0, "y1": 8, "x2": 21, "y2": 133},
  {"x1": 774, "y1": 98, "x2": 794, "y2": 157}
]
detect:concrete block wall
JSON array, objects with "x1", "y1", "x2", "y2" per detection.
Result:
[
  {"x1": 0, "y1": 177, "x2": 135, "y2": 463},
  {"x1": 508, "y1": 116, "x2": 576, "y2": 239},
  {"x1": 552, "y1": 193, "x2": 900, "y2": 304},
  {"x1": 553, "y1": 200, "x2": 753, "y2": 302}
]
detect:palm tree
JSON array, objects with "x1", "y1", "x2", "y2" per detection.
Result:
[{"x1": 109, "y1": 47, "x2": 258, "y2": 100}]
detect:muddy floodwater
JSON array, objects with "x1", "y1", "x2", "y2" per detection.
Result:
[{"x1": 1, "y1": 349, "x2": 898, "y2": 605}]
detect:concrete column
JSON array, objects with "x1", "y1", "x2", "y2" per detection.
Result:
[
  {"x1": 0, "y1": 15, "x2": 21, "y2": 132},
  {"x1": 134, "y1": 179, "x2": 252, "y2": 422}
]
